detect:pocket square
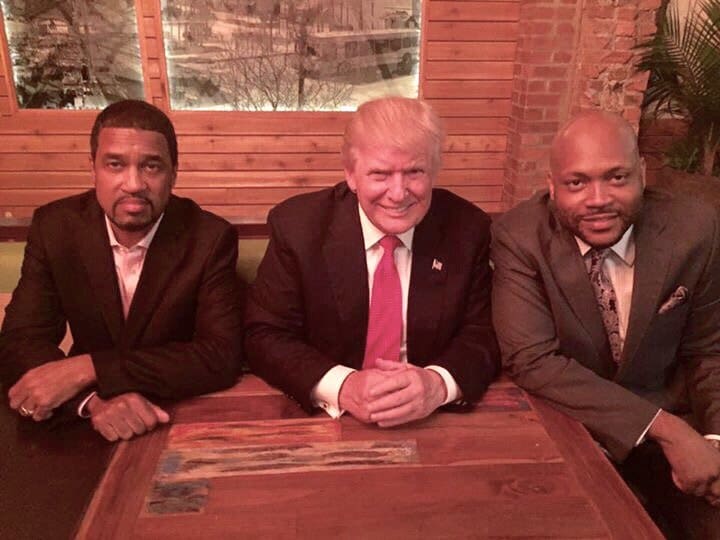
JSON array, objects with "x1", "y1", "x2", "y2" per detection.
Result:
[{"x1": 658, "y1": 286, "x2": 688, "y2": 314}]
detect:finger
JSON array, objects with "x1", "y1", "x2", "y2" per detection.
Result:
[
  {"x1": 367, "y1": 386, "x2": 415, "y2": 414},
  {"x1": 374, "y1": 359, "x2": 406, "y2": 372},
  {"x1": 32, "y1": 408, "x2": 53, "y2": 422},
  {"x1": 151, "y1": 405, "x2": 170, "y2": 424},
  {"x1": 374, "y1": 403, "x2": 416, "y2": 427},
  {"x1": 113, "y1": 419, "x2": 135, "y2": 441},
  {"x1": 8, "y1": 385, "x2": 27, "y2": 409},
  {"x1": 94, "y1": 421, "x2": 119, "y2": 442},
  {"x1": 368, "y1": 373, "x2": 411, "y2": 399}
]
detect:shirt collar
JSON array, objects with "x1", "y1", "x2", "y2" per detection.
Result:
[
  {"x1": 104, "y1": 213, "x2": 164, "y2": 250},
  {"x1": 575, "y1": 225, "x2": 636, "y2": 266},
  {"x1": 357, "y1": 204, "x2": 415, "y2": 251}
]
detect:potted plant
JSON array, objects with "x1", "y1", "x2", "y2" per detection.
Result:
[{"x1": 637, "y1": 0, "x2": 720, "y2": 179}]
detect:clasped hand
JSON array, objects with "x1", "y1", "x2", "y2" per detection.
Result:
[{"x1": 338, "y1": 358, "x2": 447, "y2": 427}]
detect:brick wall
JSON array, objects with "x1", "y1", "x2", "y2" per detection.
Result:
[{"x1": 503, "y1": 0, "x2": 663, "y2": 207}]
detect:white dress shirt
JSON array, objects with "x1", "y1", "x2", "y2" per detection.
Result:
[
  {"x1": 575, "y1": 227, "x2": 719, "y2": 446},
  {"x1": 76, "y1": 215, "x2": 163, "y2": 417},
  {"x1": 311, "y1": 205, "x2": 460, "y2": 418}
]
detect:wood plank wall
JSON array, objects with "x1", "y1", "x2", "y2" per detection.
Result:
[{"x1": 0, "y1": 0, "x2": 518, "y2": 223}]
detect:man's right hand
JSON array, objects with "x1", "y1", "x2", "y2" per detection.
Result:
[
  {"x1": 648, "y1": 410, "x2": 720, "y2": 504},
  {"x1": 338, "y1": 369, "x2": 393, "y2": 423},
  {"x1": 86, "y1": 392, "x2": 169, "y2": 442}
]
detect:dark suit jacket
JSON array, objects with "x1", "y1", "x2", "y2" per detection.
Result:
[
  {"x1": 245, "y1": 182, "x2": 499, "y2": 411},
  {"x1": 0, "y1": 191, "x2": 244, "y2": 413},
  {"x1": 491, "y1": 188, "x2": 720, "y2": 461}
]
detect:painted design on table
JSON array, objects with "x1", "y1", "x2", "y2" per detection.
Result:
[
  {"x1": 157, "y1": 439, "x2": 419, "y2": 481},
  {"x1": 145, "y1": 480, "x2": 209, "y2": 515}
]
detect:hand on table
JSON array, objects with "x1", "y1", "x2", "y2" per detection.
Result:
[
  {"x1": 8, "y1": 354, "x2": 96, "y2": 421},
  {"x1": 87, "y1": 392, "x2": 169, "y2": 442},
  {"x1": 338, "y1": 368, "x2": 396, "y2": 423},
  {"x1": 649, "y1": 410, "x2": 720, "y2": 505},
  {"x1": 366, "y1": 359, "x2": 447, "y2": 427},
  {"x1": 338, "y1": 359, "x2": 447, "y2": 427}
]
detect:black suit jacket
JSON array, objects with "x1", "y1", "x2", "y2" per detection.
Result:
[
  {"x1": 492, "y1": 189, "x2": 720, "y2": 460},
  {"x1": 245, "y1": 182, "x2": 499, "y2": 411},
  {"x1": 0, "y1": 191, "x2": 244, "y2": 412}
]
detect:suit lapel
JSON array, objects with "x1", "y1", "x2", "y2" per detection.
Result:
[
  {"x1": 546, "y1": 214, "x2": 615, "y2": 372},
  {"x1": 407, "y1": 199, "x2": 447, "y2": 361},
  {"x1": 618, "y1": 201, "x2": 670, "y2": 374},
  {"x1": 122, "y1": 197, "x2": 190, "y2": 345},
  {"x1": 322, "y1": 188, "x2": 368, "y2": 363},
  {"x1": 77, "y1": 196, "x2": 125, "y2": 344}
]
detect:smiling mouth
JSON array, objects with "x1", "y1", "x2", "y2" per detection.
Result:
[
  {"x1": 582, "y1": 213, "x2": 618, "y2": 229},
  {"x1": 381, "y1": 203, "x2": 414, "y2": 215}
]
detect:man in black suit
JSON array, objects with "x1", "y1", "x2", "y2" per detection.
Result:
[
  {"x1": 0, "y1": 100, "x2": 243, "y2": 441},
  {"x1": 246, "y1": 97, "x2": 499, "y2": 426}
]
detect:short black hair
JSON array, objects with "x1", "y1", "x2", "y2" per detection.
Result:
[{"x1": 90, "y1": 99, "x2": 178, "y2": 168}]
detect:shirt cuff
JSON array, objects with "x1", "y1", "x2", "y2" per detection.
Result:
[
  {"x1": 705, "y1": 435, "x2": 720, "y2": 452},
  {"x1": 310, "y1": 365, "x2": 356, "y2": 419},
  {"x1": 635, "y1": 408, "x2": 663, "y2": 447},
  {"x1": 77, "y1": 391, "x2": 97, "y2": 418},
  {"x1": 425, "y1": 365, "x2": 460, "y2": 406}
]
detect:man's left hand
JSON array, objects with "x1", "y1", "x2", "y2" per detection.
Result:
[
  {"x1": 365, "y1": 358, "x2": 447, "y2": 427},
  {"x1": 8, "y1": 354, "x2": 96, "y2": 421}
]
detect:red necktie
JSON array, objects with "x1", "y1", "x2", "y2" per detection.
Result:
[{"x1": 363, "y1": 236, "x2": 403, "y2": 369}]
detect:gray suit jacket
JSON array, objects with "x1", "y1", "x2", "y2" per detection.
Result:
[{"x1": 491, "y1": 188, "x2": 720, "y2": 461}]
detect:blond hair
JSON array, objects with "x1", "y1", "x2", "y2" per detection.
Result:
[{"x1": 341, "y1": 97, "x2": 444, "y2": 177}]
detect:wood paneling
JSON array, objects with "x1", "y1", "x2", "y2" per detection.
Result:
[{"x1": 0, "y1": 0, "x2": 518, "y2": 222}]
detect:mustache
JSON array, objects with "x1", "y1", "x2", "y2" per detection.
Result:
[{"x1": 114, "y1": 195, "x2": 152, "y2": 208}]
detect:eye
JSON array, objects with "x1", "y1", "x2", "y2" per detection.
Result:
[
  {"x1": 143, "y1": 161, "x2": 162, "y2": 173},
  {"x1": 610, "y1": 173, "x2": 627, "y2": 184},
  {"x1": 368, "y1": 171, "x2": 388, "y2": 181},
  {"x1": 565, "y1": 178, "x2": 585, "y2": 192},
  {"x1": 106, "y1": 159, "x2": 123, "y2": 170},
  {"x1": 406, "y1": 168, "x2": 425, "y2": 178}
]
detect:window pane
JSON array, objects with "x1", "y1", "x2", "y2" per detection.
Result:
[
  {"x1": 161, "y1": 0, "x2": 422, "y2": 111},
  {"x1": 1, "y1": 0, "x2": 144, "y2": 109}
]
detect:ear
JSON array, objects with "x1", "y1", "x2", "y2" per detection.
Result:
[
  {"x1": 639, "y1": 157, "x2": 647, "y2": 189},
  {"x1": 170, "y1": 167, "x2": 178, "y2": 189},
  {"x1": 344, "y1": 167, "x2": 357, "y2": 193},
  {"x1": 89, "y1": 155, "x2": 96, "y2": 184},
  {"x1": 546, "y1": 172, "x2": 555, "y2": 200}
]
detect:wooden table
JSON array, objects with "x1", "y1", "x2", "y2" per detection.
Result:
[{"x1": 75, "y1": 376, "x2": 662, "y2": 539}]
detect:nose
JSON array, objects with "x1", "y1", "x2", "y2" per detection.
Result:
[
  {"x1": 121, "y1": 166, "x2": 146, "y2": 193},
  {"x1": 386, "y1": 172, "x2": 407, "y2": 202},
  {"x1": 585, "y1": 180, "x2": 611, "y2": 208}
]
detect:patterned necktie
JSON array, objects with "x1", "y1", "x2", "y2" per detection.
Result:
[
  {"x1": 363, "y1": 235, "x2": 402, "y2": 369},
  {"x1": 588, "y1": 248, "x2": 622, "y2": 363}
]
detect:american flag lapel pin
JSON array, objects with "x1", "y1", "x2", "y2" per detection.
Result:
[{"x1": 432, "y1": 258, "x2": 443, "y2": 271}]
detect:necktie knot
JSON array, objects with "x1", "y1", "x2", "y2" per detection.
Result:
[
  {"x1": 588, "y1": 248, "x2": 610, "y2": 275},
  {"x1": 379, "y1": 235, "x2": 402, "y2": 253}
]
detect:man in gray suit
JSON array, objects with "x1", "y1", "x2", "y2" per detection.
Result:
[{"x1": 491, "y1": 111, "x2": 720, "y2": 538}]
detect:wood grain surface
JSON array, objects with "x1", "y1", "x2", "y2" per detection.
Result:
[{"x1": 76, "y1": 376, "x2": 663, "y2": 540}]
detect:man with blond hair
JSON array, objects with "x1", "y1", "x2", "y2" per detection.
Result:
[
  {"x1": 246, "y1": 96, "x2": 499, "y2": 425},
  {"x1": 492, "y1": 110, "x2": 720, "y2": 538}
]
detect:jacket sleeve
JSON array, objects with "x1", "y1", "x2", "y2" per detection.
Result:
[
  {"x1": 431, "y1": 215, "x2": 500, "y2": 403},
  {"x1": 681, "y1": 210, "x2": 720, "y2": 436},
  {"x1": 0, "y1": 210, "x2": 68, "y2": 390},
  {"x1": 244, "y1": 208, "x2": 339, "y2": 412},
  {"x1": 491, "y1": 220, "x2": 659, "y2": 462}
]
